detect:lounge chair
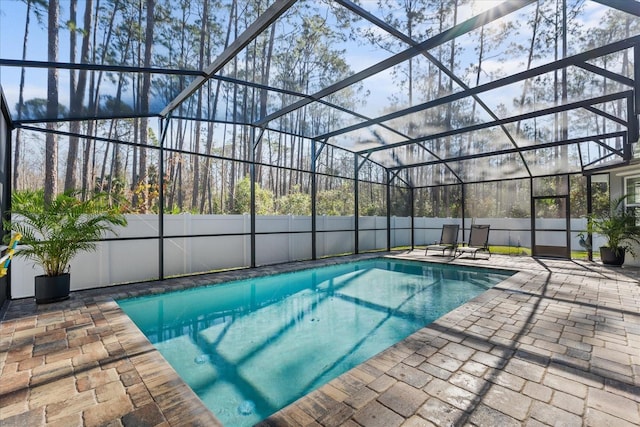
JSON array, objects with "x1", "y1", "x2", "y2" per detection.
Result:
[
  {"x1": 425, "y1": 224, "x2": 459, "y2": 256},
  {"x1": 456, "y1": 224, "x2": 491, "y2": 259}
]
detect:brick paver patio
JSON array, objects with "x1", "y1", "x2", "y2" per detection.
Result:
[{"x1": 1, "y1": 252, "x2": 638, "y2": 426}]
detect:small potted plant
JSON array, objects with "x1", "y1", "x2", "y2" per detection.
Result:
[
  {"x1": 3, "y1": 190, "x2": 127, "y2": 303},
  {"x1": 584, "y1": 194, "x2": 640, "y2": 266}
]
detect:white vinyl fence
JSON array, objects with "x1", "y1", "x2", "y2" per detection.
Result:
[{"x1": 11, "y1": 213, "x2": 634, "y2": 299}]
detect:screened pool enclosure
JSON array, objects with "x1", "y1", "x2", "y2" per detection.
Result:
[{"x1": 0, "y1": 0, "x2": 639, "y2": 300}]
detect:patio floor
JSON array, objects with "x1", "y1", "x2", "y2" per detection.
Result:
[{"x1": 0, "y1": 252, "x2": 638, "y2": 426}]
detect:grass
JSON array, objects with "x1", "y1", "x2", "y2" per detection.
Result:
[
  {"x1": 404, "y1": 244, "x2": 592, "y2": 260},
  {"x1": 489, "y1": 245, "x2": 531, "y2": 256}
]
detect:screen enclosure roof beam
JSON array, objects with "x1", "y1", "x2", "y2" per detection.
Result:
[
  {"x1": 160, "y1": 0, "x2": 298, "y2": 118},
  {"x1": 317, "y1": 36, "x2": 640, "y2": 141},
  {"x1": 388, "y1": 131, "x2": 626, "y2": 172},
  {"x1": 362, "y1": 91, "x2": 632, "y2": 156},
  {"x1": 334, "y1": 0, "x2": 530, "y2": 177},
  {"x1": 253, "y1": 0, "x2": 535, "y2": 128},
  {"x1": 591, "y1": 0, "x2": 640, "y2": 17},
  {"x1": 0, "y1": 59, "x2": 205, "y2": 76}
]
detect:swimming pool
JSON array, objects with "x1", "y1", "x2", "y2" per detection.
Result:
[{"x1": 118, "y1": 258, "x2": 513, "y2": 426}]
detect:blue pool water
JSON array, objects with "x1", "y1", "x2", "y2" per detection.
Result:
[{"x1": 118, "y1": 259, "x2": 512, "y2": 426}]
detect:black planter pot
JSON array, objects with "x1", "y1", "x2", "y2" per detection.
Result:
[
  {"x1": 599, "y1": 247, "x2": 625, "y2": 266},
  {"x1": 35, "y1": 273, "x2": 71, "y2": 304}
]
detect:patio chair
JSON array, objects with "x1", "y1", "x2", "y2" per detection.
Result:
[
  {"x1": 425, "y1": 224, "x2": 459, "y2": 256},
  {"x1": 456, "y1": 224, "x2": 491, "y2": 259}
]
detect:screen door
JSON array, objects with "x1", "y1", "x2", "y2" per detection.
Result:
[{"x1": 533, "y1": 195, "x2": 571, "y2": 258}]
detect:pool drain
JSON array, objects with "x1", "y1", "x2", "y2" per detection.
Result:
[
  {"x1": 194, "y1": 354, "x2": 211, "y2": 364},
  {"x1": 238, "y1": 400, "x2": 256, "y2": 415}
]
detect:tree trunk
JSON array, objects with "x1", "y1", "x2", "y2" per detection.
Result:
[
  {"x1": 45, "y1": 0, "x2": 60, "y2": 205},
  {"x1": 515, "y1": 1, "x2": 540, "y2": 136},
  {"x1": 66, "y1": 0, "x2": 93, "y2": 192},
  {"x1": 14, "y1": 0, "x2": 34, "y2": 191},
  {"x1": 192, "y1": 0, "x2": 209, "y2": 211},
  {"x1": 137, "y1": 0, "x2": 155, "y2": 212},
  {"x1": 228, "y1": 0, "x2": 238, "y2": 212},
  {"x1": 83, "y1": 0, "x2": 118, "y2": 199},
  {"x1": 444, "y1": 0, "x2": 458, "y2": 214},
  {"x1": 217, "y1": 2, "x2": 235, "y2": 213},
  {"x1": 255, "y1": 25, "x2": 276, "y2": 184}
]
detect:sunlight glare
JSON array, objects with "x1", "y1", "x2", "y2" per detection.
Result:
[{"x1": 471, "y1": 0, "x2": 508, "y2": 15}]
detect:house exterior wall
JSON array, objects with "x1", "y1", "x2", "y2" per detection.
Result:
[{"x1": 611, "y1": 163, "x2": 640, "y2": 267}]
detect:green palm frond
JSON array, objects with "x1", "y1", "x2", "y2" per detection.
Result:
[
  {"x1": 585, "y1": 194, "x2": 640, "y2": 257},
  {"x1": 3, "y1": 190, "x2": 128, "y2": 277}
]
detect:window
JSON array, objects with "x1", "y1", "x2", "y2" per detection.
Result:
[
  {"x1": 626, "y1": 175, "x2": 640, "y2": 206},
  {"x1": 624, "y1": 175, "x2": 640, "y2": 225}
]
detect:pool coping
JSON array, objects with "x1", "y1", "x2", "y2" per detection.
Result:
[
  {"x1": 115, "y1": 254, "x2": 517, "y2": 426},
  {"x1": 1, "y1": 252, "x2": 639, "y2": 426}
]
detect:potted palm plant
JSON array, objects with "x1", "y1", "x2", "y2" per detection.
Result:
[
  {"x1": 584, "y1": 194, "x2": 640, "y2": 266},
  {"x1": 3, "y1": 190, "x2": 127, "y2": 303}
]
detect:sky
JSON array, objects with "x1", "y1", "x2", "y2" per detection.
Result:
[{"x1": 0, "y1": 0, "x2": 635, "y2": 129}]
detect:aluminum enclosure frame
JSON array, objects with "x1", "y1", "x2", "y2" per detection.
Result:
[{"x1": 0, "y1": 0, "x2": 638, "y2": 289}]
